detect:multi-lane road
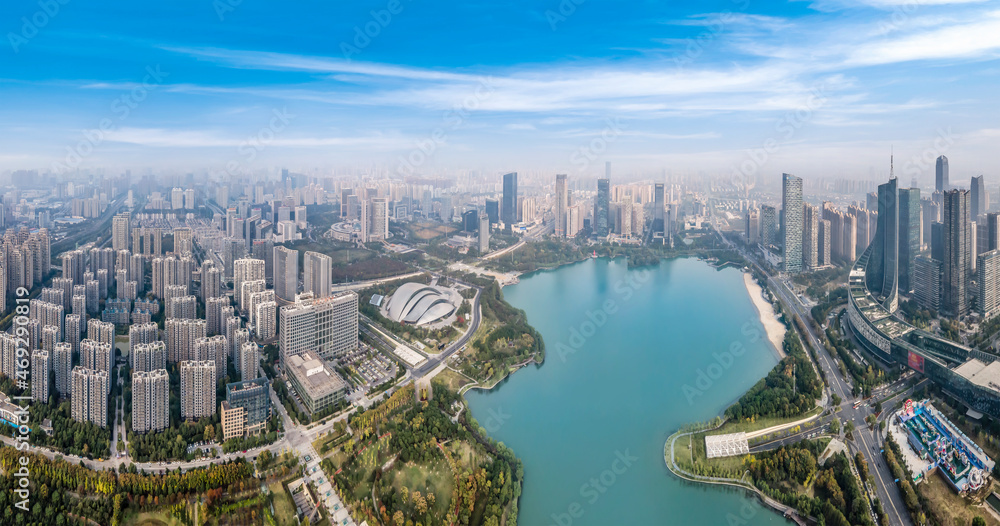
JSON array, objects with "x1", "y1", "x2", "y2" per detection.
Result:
[{"x1": 720, "y1": 229, "x2": 912, "y2": 526}]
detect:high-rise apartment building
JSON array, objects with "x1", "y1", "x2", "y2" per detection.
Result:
[
  {"x1": 802, "y1": 204, "x2": 819, "y2": 269},
  {"x1": 745, "y1": 208, "x2": 759, "y2": 245},
  {"x1": 206, "y1": 296, "x2": 230, "y2": 336},
  {"x1": 132, "y1": 369, "x2": 169, "y2": 433},
  {"x1": 240, "y1": 341, "x2": 260, "y2": 381},
  {"x1": 165, "y1": 318, "x2": 207, "y2": 363},
  {"x1": 760, "y1": 205, "x2": 777, "y2": 247},
  {"x1": 31, "y1": 349, "x2": 49, "y2": 403},
  {"x1": 112, "y1": 213, "x2": 130, "y2": 252},
  {"x1": 133, "y1": 341, "x2": 167, "y2": 373},
  {"x1": 53, "y1": 343, "x2": 72, "y2": 397},
  {"x1": 180, "y1": 360, "x2": 216, "y2": 420},
  {"x1": 233, "y1": 258, "x2": 266, "y2": 304},
  {"x1": 194, "y1": 335, "x2": 228, "y2": 379},
  {"x1": 782, "y1": 173, "x2": 803, "y2": 273},
  {"x1": 71, "y1": 367, "x2": 108, "y2": 427}
]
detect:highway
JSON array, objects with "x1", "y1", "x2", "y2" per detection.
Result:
[{"x1": 717, "y1": 224, "x2": 912, "y2": 526}]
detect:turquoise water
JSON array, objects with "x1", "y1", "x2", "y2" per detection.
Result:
[{"x1": 466, "y1": 257, "x2": 790, "y2": 526}]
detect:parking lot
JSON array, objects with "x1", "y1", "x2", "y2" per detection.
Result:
[{"x1": 339, "y1": 346, "x2": 396, "y2": 392}]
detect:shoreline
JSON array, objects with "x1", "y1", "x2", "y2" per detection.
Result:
[{"x1": 742, "y1": 272, "x2": 787, "y2": 359}]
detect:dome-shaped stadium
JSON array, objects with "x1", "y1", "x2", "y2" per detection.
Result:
[{"x1": 383, "y1": 282, "x2": 461, "y2": 326}]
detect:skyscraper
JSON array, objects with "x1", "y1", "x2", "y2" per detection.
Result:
[
  {"x1": 273, "y1": 246, "x2": 298, "y2": 302},
  {"x1": 745, "y1": 209, "x2": 760, "y2": 245},
  {"x1": 898, "y1": 187, "x2": 921, "y2": 293},
  {"x1": 782, "y1": 173, "x2": 803, "y2": 273},
  {"x1": 502, "y1": 172, "x2": 518, "y2": 232},
  {"x1": 866, "y1": 177, "x2": 899, "y2": 312},
  {"x1": 760, "y1": 205, "x2": 777, "y2": 247},
  {"x1": 653, "y1": 183, "x2": 665, "y2": 234},
  {"x1": 478, "y1": 213, "x2": 490, "y2": 254},
  {"x1": 802, "y1": 204, "x2": 819, "y2": 269},
  {"x1": 971, "y1": 175, "x2": 987, "y2": 220},
  {"x1": 595, "y1": 178, "x2": 610, "y2": 237},
  {"x1": 914, "y1": 256, "x2": 942, "y2": 311},
  {"x1": 485, "y1": 199, "x2": 499, "y2": 225},
  {"x1": 943, "y1": 189, "x2": 971, "y2": 318},
  {"x1": 368, "y1": 197, "x2": 389, "y2": 242},
  {"x1": 936, "y1": 155, "x2": 949, "y2": 192},
  {"x1": 303, "y1": 251, "x2": 333, "y2": 299},
  {"x1": 818, "y1": 219, "x2": 832, "y2": 266},
  {"x1": 555, "y1": 174, "x2": 568, "y2": 238},
  {"x1": 979, "y1": 249, "x2": 1000, "y2": 318}
]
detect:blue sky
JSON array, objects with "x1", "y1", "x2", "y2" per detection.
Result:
[{"x1": 2, "y1": 0, "x2": 999, "y2": 181}]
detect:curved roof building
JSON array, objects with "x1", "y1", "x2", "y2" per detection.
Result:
[
  {"x1": 847, "y1": 175, "x2": 1000, "y2": 418},
  {"x1": 384, "y1": 283, "x2": 460, "y2": 326}
]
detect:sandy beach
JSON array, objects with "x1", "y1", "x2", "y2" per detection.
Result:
[{"x1": 743, "y1": 272, "x2": 787, "y2": 359}]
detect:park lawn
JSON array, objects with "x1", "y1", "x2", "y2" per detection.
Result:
[
  {"x1": 674, "y1": 407, "x2": 825, "y2": 478},
  {"x1": 124, "y1": 510, "x2": 184, "y2": 526},
  {"x1": 435, "y1": 368, "x2": 475, "y2": 392},
  {"x1": 269, "y1": 481, "x2": 299, "y2": 526},
  {"x1": 408, "y1": 222, "x2": 458, "y2": 241},
  {"x1": 284, "y1": 241, "x2": 374, "y2": 265},
  {"x1": 390, "y1": 457, "x2": 454, "y2": 516},
  {"x1": 917, "y1": 471, "x2": 999, "y2": 526}
]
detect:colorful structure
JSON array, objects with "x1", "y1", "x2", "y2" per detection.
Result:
[{"x1": 897, "y1": 400, "x2": 993, "y2": 493}]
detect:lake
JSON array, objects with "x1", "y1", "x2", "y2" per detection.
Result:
[{"x1": 466, "y1": 257, "x2": 789, "y2": 525}]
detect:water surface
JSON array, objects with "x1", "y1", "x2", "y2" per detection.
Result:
[{"x1": 467, "y1": 257, "x2": 789, "y2": 525}]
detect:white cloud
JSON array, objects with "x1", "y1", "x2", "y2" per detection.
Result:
[
  {"x1": 104, "y1": 127, "x2": 410, "y2": 149},
  {"x1": 845, "y1": 10, "x2": 1000, "y2": 65}
]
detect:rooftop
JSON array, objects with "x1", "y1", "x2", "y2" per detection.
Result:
[{"x1": 287, "y1": 351, "x2": 348, "y2": 399}]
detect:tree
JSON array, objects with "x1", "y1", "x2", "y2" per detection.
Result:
[
  {"x1": 972, "y1": 517, "x2": 987, "y2": 526},
  {"x1": 830, "y1": 419, "x2": 840, "y2": 435},
  {"x1": 393, "y1": 510, "x2": 405, "y2": 526}
]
